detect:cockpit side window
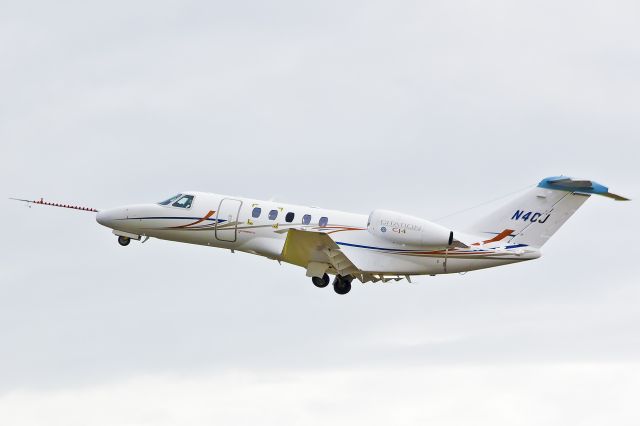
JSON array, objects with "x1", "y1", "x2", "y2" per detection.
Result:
[
  {"x1": 172, "y1": 195, "x2": 194, "y2": 209},
  {"x1": 158, "y1": 194, "x2": 182, "y2": 206}
]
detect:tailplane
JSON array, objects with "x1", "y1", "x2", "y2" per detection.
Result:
[{"x1": 465, "y1": 176, "x2": 629, "y2": 248}]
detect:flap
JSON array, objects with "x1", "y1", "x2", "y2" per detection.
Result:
[{"x1": 281, "y1": 229, "x2": 360, "y2": 276}]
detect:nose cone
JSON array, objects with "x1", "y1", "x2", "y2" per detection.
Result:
[{"x1": 96, "y1": 207, "x2": 126, "y2": 229}]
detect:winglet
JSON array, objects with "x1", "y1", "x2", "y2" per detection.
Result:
[{"x1": 537, "y1": 176, "x2": 630, "y2": 201}]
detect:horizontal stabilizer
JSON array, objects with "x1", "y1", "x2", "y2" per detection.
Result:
[
  {"x1": 538, "y1": 176, "x2": 630, "y2": 201},
  {"x1": 599, "y1": 192, "x2": 630, "y2": 201}
]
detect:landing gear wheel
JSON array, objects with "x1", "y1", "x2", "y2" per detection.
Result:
[
  {"x1": 311, "y1": 274, "x2": 329, "y2": 288},
  {"x1": 311, "y1": 273, "x2": 331, "y2": 288},
  {"x1": 322, "y1": 273, "x2": 330, "y2": 286},
  {"x1": 118, "y1": 236, "x2": 131, "y2": 246},
  {"x1": 333, "y1": 275, "x2": 352, "y2": 295}
]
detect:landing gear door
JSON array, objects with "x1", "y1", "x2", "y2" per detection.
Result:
[{"x1": 215, "y1": 198, "x2": 242, "y2": 242}]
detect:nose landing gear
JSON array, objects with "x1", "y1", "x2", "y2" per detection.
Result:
[{"x1": 113, "y1": 231, "x2": 142, "y2": 246}]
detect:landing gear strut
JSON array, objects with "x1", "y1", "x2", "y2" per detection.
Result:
[
  {"x1": 311, "y1": 273, "x2": 330, "y2": 288},
  {"x1": 333, "y1": 275, "x2": 352, "y2": 295},
  {"x1": 118, "y1": 236, "x2": 131, "y2": 246}
]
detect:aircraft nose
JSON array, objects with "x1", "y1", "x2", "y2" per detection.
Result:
[{"x1": 96, "y1": 207, "x2": 126, "y2": 229}]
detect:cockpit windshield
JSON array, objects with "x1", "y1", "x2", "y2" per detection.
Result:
[
  {"x1": 158, "y1": 194, "x2": 182, "y2": 205},
  {"x1": 172, "y1": 195, "x2": 194, "y2": 209}
]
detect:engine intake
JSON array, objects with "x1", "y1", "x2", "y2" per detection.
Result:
[{"x1": 367, "y1": 209, "x2": 455, "y2": 248}]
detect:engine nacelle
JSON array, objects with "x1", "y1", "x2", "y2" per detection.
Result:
[{"x1": 367, "y1": 209, "x2": 454, "y2": 248}]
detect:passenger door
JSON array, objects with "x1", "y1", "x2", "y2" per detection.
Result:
[{"x1": 215, "y1": 198, "x2": 243, "y2": 242}]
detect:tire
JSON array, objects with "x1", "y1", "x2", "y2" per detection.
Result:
[
  {"x1": 333, "y1": 276, "x2": 352, "y2": 295},
  {"x1": 312, "y1": 276, "x2": 329, "y2": 288},
  {"x1": 118, "y1": 236, "x2": 131, "y2": 246},
  {"x1": 322, "y1": 273, "x2": 330, "y2": 286}
]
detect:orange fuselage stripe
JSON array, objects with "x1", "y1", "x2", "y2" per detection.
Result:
[
  {"x1": 472, "y1": 229, "x2": 515, "y2": 246},
  {"x1": 171, "y1": 210, "x2": 216, "y2": 228}
]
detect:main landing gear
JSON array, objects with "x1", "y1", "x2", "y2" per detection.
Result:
[
  {"x1": 118, "y1": 236, "x2": 131, "y2": 246},
  {"x1": 311, "y1": 274, "x2": 353, "y2": 295},
  {"x1": 333, "y1": 275, "x2": 352, "y2": 295},
  {"x1": 312, "y1": 273, "x2": 330, "y2": 288}
]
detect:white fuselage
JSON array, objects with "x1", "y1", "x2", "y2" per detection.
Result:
[{"x1": 96, "y1": 191, "x2": 541, "y2": 279}]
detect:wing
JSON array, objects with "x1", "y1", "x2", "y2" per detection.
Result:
[{"x1": 280, "y1": 229, "x2": 360, "y2": 278}]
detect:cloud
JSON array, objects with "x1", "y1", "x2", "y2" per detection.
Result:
[{"x1": 1, "y1": 363, "x2": 639, "y2": 426}]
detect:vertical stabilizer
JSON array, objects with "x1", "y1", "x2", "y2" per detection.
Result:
[{"x1": 466, "y1": 176, "x2": 628, "y2": 248}]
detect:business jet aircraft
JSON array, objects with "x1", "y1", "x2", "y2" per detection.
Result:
[{"x1": 12, "y1": 176, "x2": 628, "y2": 295}]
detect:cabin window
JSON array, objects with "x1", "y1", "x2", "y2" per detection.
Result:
[
  {"x1": 252, "y1": 207, "x2": 262, "y2": 218},
  {"x1": 319, "y1": 216, "x2": 328, "y2": 227},
  {"x1": 172, "y1": 195, "x2": 194, "y2": 209},
  {"x1": 302, "y1": 214, "x2": 311, "y2": 225},
  {"x1": 158, "y1": 194, "x2": 182, "y2": 206},
  {"x1": 285, "y1": 212, "x2": 295, "y2": 223},
  {"x1": 268, "y1": 209, "x2": 278, "y2": 220}
]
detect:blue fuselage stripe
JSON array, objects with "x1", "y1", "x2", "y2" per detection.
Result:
[
  {"x1": 336, "y1": 241, "x2": 404, "y2": 252},
  {"x1": 336, "y1": 241, "x2": 528, "y2": 253},
  {"x1": 118, "y1": 216, "x2": 222, "y2": 222}
]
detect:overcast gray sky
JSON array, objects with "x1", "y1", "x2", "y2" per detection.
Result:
[{"x1": 1, "y1": 1, "x2": 639, "y2": 425}]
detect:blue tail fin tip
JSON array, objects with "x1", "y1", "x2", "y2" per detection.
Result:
[{"x1": 537, "y1": 176, "x2": 629, "y2": 201}]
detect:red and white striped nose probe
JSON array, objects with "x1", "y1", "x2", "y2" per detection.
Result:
[{"x1": 9, "y1": 197, "x2": 99, "y2": 213}]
